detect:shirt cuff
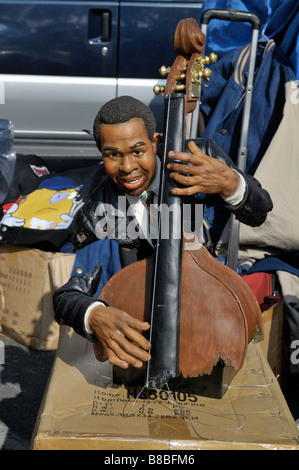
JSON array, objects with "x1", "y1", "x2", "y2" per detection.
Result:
[
  {"x1": 84, "y1": 301, "x2": 107, "y2": 335},
  {"x1": 221, "y1": 171, "x2": 246, "y2": 206}
]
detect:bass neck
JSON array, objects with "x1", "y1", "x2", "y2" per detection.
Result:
[{"x1": 146, "y1": 92, "x2": 185, "y2": 388}]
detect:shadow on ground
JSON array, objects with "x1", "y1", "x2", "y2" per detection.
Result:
[{"x1": 0, "y1": 335, "x2": 55, "y2": 450}]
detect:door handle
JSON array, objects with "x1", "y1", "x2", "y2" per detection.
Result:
[
  {"x1": 88, "y1": 10, "x2": 110, "y2": 44},
  {"x1": 101, "y1": 11, "x2": 110, "y2": 42}
]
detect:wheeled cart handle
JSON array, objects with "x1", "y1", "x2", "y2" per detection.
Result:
[
  {"x1": 200, "y1": 8, "x2": 261, "y2": 271},
  {"x1": 201, "y1": 8, "x2": 261, "y2": 30}
]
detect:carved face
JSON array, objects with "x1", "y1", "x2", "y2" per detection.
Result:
[{"x1": 99, "y1": 118, "x2": 159, "y2": 196}]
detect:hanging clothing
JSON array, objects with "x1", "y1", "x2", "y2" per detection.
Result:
[{"x1": 199, "y1": 0, "x2": 298, "y2": 79}]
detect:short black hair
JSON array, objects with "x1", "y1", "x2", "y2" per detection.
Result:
[{"x1": 93, "y1": 96, "x2": 156, "y2": 148}]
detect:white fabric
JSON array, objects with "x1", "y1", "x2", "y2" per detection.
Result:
[
  {"x1": 84, "y1": 301, "x2": 106, "y2": 335},
  {"x1": 238, "y1": 80, "x2": 299, "y2": 256},
  {"x1": 221, "y1": 169, "x2": 246, "y2": 205},
  {"x1": 216, "y1": 81, "x2": 299, "y2": 260}
]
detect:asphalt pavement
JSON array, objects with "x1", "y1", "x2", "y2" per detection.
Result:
[
  {"x1": 0, "y1": 334, "x2": 55, "y2": 450},
  {"x1": 0, "y1": 332, "x2": 299, "y2": 450}
]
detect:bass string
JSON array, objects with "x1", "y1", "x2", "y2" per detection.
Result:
[
  {"x1": 120, "y1": 375, "x2": 280, "y2": 436},
  {"x1": 227, "y1": 374, "x2": 280, "y2": 388},
  {"x1": 121, "y1": 381, "x2": 245, "y2": 434}
]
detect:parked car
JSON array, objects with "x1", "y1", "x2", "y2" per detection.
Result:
[{"x1": 0, "y1": 0, "x2": 203, "y2": 158}]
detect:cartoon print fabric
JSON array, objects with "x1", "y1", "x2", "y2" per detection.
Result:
[
  {"x1": 2, "y1": 177, "x2": 83, "y2": 231},
  {"x1": 0, "y1": 154, "x2": 106, "y2": 251}
]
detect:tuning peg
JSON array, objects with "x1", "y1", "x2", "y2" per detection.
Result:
[
  {"x1": 195, "y1": 56, "x2": 204, "y2": 67},
  {"x1": 208, "y1": 52, "x2": 218, "y2": 64},
  {"x1": 191, "y1": 69, "x2": 209, "y2": 88},
  {"x1": 192, "y1": 70, "x2": 203, "y2": 79},
  {"x1": 201, "y1": 52, "x2": 218, "y2": 65},
  {"x1": 174, "y1": 84, "x2": 186, "y2": 92},
  {"x1": 195, "y1": 52, "x2": 217, "y2": 67},
  {"x1": 153, "y1": 85, "x2": 165, "y2": 95},
  {"x1": 176, "y1": 72, "x2": 186, "y2": 81},
  {"x1": 159, "y1": 65, "x2": 171, "y2": 77},
  {"x1": 202, "y1": 67, "x2": 212, "y2": 82}
]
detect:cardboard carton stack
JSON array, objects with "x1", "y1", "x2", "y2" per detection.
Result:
[{"x1": 0, "y1": 245, "x2": 75, "y2": 350}]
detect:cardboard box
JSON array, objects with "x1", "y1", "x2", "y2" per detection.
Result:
[
  {"x1": 31, "y1": 326, "x2": 299, "y2": 450},
  {"x1": 261, "y1": 301, "x2": 284, "y2": 379},
  {"x1": 0, "y1": 245, "x2": 75, "y2": 351}
]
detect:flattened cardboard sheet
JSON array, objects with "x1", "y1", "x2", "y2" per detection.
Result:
[{"x1": 261, "y1": 301, "x2": 283, "y2": 379}]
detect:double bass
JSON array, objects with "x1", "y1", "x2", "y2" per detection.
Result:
[{"x1": 99, "y1": 18, "x2": 263, "y2": 397}]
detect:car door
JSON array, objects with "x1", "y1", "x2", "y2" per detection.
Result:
[
  {"x1": 0, "y1": 0, "x2": 119, "y2": 156},
  {"x1": 0, "y1": 0, "x2": 203, "y2": 157}
]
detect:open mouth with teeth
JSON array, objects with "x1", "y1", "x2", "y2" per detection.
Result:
[{"x1": 121, "y1": 175, "x2": 145, "y2": 191}]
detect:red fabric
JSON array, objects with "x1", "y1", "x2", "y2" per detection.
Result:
[
  {"x1": 242, "y1": 272, "x2": 282, "y2": 312},
  {"x1": 242, "y1": 272, "x2": 272, "y2": 304}
]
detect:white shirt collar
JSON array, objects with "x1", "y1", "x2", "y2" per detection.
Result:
[{"x1": 125, "y1": 155, "x2": 160, "y2": 246}]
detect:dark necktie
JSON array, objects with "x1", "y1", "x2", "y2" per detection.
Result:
[{"x1": 140, "y1": 191, "x2": 158, "y2": 243}]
